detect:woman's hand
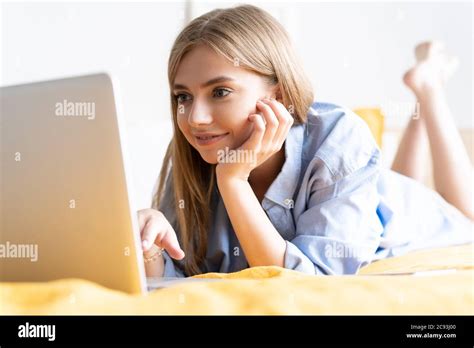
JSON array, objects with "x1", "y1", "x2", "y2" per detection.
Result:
[
  {"x1": 137, "y1": 209, "x2": 185, "y2": 260},
  {"x1": 215, "y1": 98, "x2": 294, "y2": 182}
]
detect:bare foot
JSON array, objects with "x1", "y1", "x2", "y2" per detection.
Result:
[{"x1": 403, "y1": 41, "x2": 459, "y2": 95}]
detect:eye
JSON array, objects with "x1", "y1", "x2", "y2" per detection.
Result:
[
  {"x1": 213, "y1": 88, "x2": 232, "y2": 98},
  {"x1": 175, "y1": 93, "x2": 191, "y2": 103}
]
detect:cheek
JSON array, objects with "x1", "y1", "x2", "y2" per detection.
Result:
[
  {"x1": 230, "y1": 119, "x2": 252, "y2": 147},
  {"x1": 176, "y1": 114, "x2": 193, "y2": 142},
  {"x1": 176, "y1": 114, "x2": 186, "y2": 132},
  {"x1": 222, "y1": 103, "x2": 257, "y2": 147},
  {"x1": 175, "y1": 100, "x2": 257, "y2": 150}
]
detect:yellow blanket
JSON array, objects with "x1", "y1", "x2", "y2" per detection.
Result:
[{"x1": 1, "y1": 244, "x2": 473, "y2": 315}]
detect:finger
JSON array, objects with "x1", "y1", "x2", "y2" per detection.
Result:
[
  {"x1": 141, "y1": 217, "x2": 162, "y2": 252},
  {"x1": 137, "y1": 209, "x2": 150, "y2": 230},
  {"x1": 256, "y1": 100, "x2": 279, "y2": 146},
  {"x1": 156, "y1": 229, "x2": 185, "y2": 260},
  {"x1": 264, "y1": 99, "x2": 294, "y2": 144},
  {"x1": 242, "y1": 113, "x2": 265, "y2": 151}
]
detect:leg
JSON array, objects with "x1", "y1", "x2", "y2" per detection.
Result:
[
  {"x1": 417, "y1": 86, "x2": 473, "y2": 220},
  {"x1": 391, "y1": 114, "x2": 429, "y2": 183},
  {"x1": 401, "y1": 42, "x2": 473, "y2": 220},
  {"x1": 391, "y1": 43, "x2": 434, "y2": 181}
]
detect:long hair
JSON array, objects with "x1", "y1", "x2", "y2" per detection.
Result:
[{"x1": 152, "y1": 4, "x2": 314, "y2": 276}]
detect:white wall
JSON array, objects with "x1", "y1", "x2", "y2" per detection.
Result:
[
  {"x1": 190, "y1": 1, "x2": 473, "y2": 129},
  {"x1": 2, "y1": 1, "x2": 472, "y2": 209},
  {"x1": 1, "y1": 1, "x2": 185, "y2": 209}
]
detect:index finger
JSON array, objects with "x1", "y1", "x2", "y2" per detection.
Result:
[{"x1": 156, "y1": 229, "x2": 185, "y2": 260}]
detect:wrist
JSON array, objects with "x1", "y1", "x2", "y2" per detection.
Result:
[
  {"x1": 143, "y1": 244, "x2": 164, "y2": 263},
  {"x1": 216, "y1": 170, "x2": 249, "y2": 188},
  {"x1": 216, "y1": 165, "x2": 250, "y2": 184}
]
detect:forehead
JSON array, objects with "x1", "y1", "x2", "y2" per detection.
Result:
[{"x1": 174, "y1": 45, "x2": 258, "y2": 87}]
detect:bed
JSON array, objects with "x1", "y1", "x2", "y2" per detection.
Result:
[{"x1": 1, "y1": 244, "x2": 472, "y2": 315}]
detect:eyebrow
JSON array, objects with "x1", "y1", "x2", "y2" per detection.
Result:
[{"x1": 173, "y1": 76, "x2": 236, "y2": 91}]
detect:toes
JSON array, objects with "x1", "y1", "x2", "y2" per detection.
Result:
[
  {"x1": 415, "y1": 41, "x2": 445, "y2": 62},
  {"x1": 415, "y1": 42, "x2": 430, "y2": 62}
]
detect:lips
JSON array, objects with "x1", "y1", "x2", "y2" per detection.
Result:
[{"x1": 193, "y1": 132, "x2": 229, "y2": 146}]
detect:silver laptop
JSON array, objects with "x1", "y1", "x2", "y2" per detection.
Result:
[{"x1": 0, "y1": 73, "x2": 218, "y2": 293}]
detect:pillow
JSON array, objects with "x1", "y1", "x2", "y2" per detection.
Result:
[{"x1": 353, "y1": 107, "x2": 384, "y2": 148}]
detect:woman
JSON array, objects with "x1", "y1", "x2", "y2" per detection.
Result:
[{"x1": 138, "y1": 5, "x2": 473, "y2": 278}]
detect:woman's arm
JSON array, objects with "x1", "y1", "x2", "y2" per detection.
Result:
[
  {"x1": 217, "y1": 175, "x2": 286, "y2": 267},
  {"x1": 215, "y1": 98, "x2": 294, "y2": 267}
]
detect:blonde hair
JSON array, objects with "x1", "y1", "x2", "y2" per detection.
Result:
[{"x1": 152, "y1": 4, "x2": 314, "y2": 276}]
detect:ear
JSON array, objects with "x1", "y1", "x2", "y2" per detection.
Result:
[{"x1": 272, "y1": 84, "x2": 283, "y2": 102}]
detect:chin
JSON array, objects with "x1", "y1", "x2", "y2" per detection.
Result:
[{"x1": 198, "y1": 151, "x2": 219, "y2": 164}]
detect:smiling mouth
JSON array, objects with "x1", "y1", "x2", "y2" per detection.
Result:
[{"x1": 194, "y1": 133, "x2": 229, "y2": 146}]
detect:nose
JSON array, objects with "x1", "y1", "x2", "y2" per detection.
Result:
[{"x1": 187, "y1": 99, "x2": 213, "y2": 127}]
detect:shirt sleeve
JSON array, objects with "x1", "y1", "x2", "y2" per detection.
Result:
[
  {"x1": 284, "y1": 110, "x2": 384, "y2": 275},
  {"x1": 162, "y1": 250, "x2": 186, "y2": 278}
]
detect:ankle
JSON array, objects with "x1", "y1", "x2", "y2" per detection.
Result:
[{"x1": 413, "y1": 83, "x2": 445, "y2": 100}]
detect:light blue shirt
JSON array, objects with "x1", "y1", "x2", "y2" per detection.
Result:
[{"x1": 160, "y1": 102, "x2": 473, "y2": 278}]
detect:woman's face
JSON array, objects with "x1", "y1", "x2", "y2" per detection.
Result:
[{"x1": 173, "y1": 44, "x2": 278, "y2": 164}]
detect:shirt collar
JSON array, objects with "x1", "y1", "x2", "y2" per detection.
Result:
[{"x1": 262, "y1": 122, "x2": 305, "y2": 209}]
